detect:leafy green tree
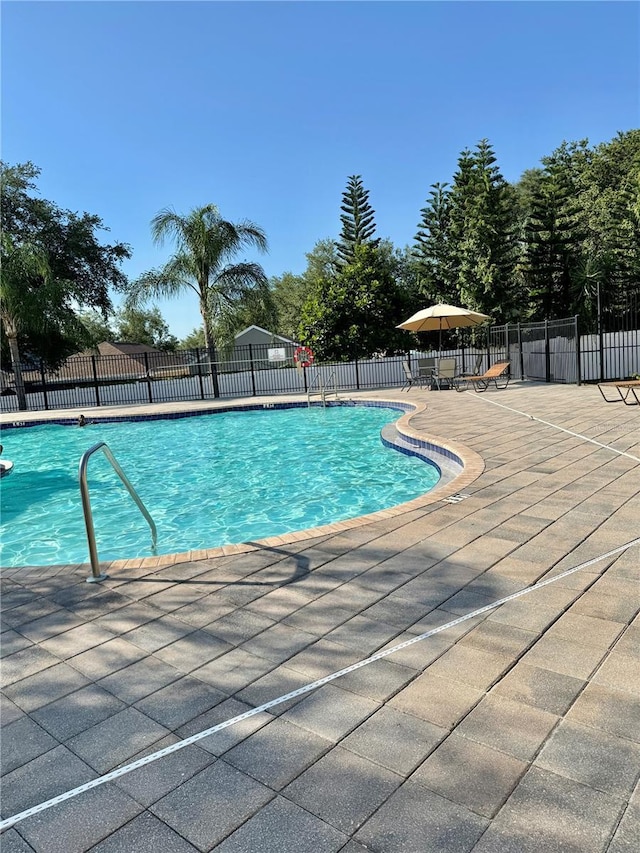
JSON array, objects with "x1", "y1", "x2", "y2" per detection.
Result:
[
  {"x1": 1, "y1": 162, "x2": 130, "y2": 406},
  {"x1": 114, "y1": 305, "x2": 178, "y2": 351},
  {"x1": 1, "y1": 163, "x2": 130, "y2": 322},
  {"x1": 1, "y1": 236, "x2": 56, "y2": 410},
  {"x1": 210, "y1": 285, "x2": 279, "y2": 355},
  {"x1": 300, "y1": 244, "x2": 408, "y2": 359},
  {"x1": 335, "y1": 175, "x2": 379, "y2": 267},
  {"x1": 267, "y1": 239, "x2": 341, "y2": 343},
  {"x1": 77, "y1": 309, "x2": 116, "y2": 348},
  {"x1": 270, "y1": 271, "x2": 309, "y2": 341},
  {"x1": 304, "y1": 238, "x2": 340, "y2": 280},
  {"x1": 127, "y1": 205, "x2": 268, "y2": 358},
  {"x1": 380, "y1": 241, "x2": 422, "y2": 302},
  {"x1": 178, "y1": 327, "x2": 206, "y2": 350}
]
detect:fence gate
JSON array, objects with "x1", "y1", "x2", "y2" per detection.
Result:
[{"x1": 488, "y1": 317, "x2": 579, "y2": 384}]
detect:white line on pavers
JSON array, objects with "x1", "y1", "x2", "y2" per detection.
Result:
[
  {"x1": 464, "y1": 393, "x2": 640, "y2": 464},
  {"x1": 2, "y1": 536, "x2": 639, "y2": 832}
]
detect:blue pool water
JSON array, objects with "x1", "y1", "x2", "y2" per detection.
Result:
[{"x1": 0, "y1": 405, "x2": 440, "y2": 567}]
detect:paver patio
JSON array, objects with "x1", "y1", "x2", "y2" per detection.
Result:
[{"x1": 1, "y1": 381, "x2": 639, "y2": 852}]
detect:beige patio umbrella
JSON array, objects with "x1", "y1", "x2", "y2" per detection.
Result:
[{"x1": 397, "y1": 303, "x2": 490, "y2": 350}]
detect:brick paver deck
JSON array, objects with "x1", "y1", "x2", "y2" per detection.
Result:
[{"x1": 1, "y1": 382, "x2": 638, "y2": 852}]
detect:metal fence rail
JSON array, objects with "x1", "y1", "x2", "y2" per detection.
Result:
[{"x1": 582, "y1": 286, "x2": 640, "y2": 382}]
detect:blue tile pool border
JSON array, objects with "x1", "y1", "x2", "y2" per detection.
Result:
[{"x1": 0, "y1": 398, "x2": 463, "y2": 476}]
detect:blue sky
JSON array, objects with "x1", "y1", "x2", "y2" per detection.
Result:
[{"x1": 3, "y1": 1, "x2": 639, "y2": 340}]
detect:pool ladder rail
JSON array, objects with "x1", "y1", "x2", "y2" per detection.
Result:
[
  {"x1": 79, "y1": 442, "x2": 157, "y2": 583},
  {"x1": 307, "y1": 370, "x2": 341, "y2": 407}
]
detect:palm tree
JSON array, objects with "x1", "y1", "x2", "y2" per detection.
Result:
[
  {"x1": 1, "y1": 235, "x2": 53, "y2": 410},
  {"x1": 127, "y1": 205, "x2": 269, "y2": 357}
]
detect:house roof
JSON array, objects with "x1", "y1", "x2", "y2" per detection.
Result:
[
  {"x1": 233, "y1": 326, "x2": 297, "y2": 345},
  {"x1": 70, "y1": 341, "x2": 165, "y2": 359}
]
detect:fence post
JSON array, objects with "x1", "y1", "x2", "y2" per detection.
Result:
[
  {"x1": 39, "y1": 359, "x2": 49, "y2": 411},
  {"x1": 486, "y1": 327, "x2": 491, "y2": 368},
  {"x1": 517, "y1": 323, "x2": 524, "y2": 381},
  {"x1": 544, "y1": 320, "x2": 551, "y2": 382},
  {"x1": 574, "y1": 315, "x2": 581, "y2": 385},
  {"x1": 597, "y1": 282, "x2": 604, "y2": 381},
  {"x1": 196, "y1": 348, "x2": 205, "y2": 399},
  {"x1": 143, "y1": 352, "x2": 153, "y2": 403},
  {"x1": 355, "y1": 355, "x2": 360, "y2": 390},
  {"x1": 209, "y1": 347, "x2": 221, "y2": 398},
  {"x1": 249, "y1": 344, "x2": 257, "y2": 396},
  {"x1": 461, "y1": 338, "x2": 466, "y2": 375},
  {"x1": 505, "y1": 323, "x2": 509, "y2": 360},
  {"x1": 91, "y1": 355, "x2": 101, "y2": 406}
]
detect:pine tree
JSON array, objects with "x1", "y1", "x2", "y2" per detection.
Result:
[
  {"x1": 580, "y1": 132, "x2": 640, "y2": 321},
  {"x1": 523, "y1": 165, "x2": 585, "y2": 320},
  {"x1": 448, "y1": 140, "x2": 519, "y2": 322},
  {"x1": 413, "y1": 182, "x2": 457, "y2": 304},
  {"x1": 335, "y1": 175, "x2": 379, "y2": 267}
]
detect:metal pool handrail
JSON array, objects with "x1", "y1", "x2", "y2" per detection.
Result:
[
  {"x1": 307, "y1": 370, "x2": 322, "y2": 406},
  {"x1": 79, "y1": 442, "x2": 157, "y2": 582},
  {"x1": 322, "y1": 371, "x2": 339, "y2": 404},
  {"x1": 307, "y1": 370, "x2": 340, "y2": 407}
]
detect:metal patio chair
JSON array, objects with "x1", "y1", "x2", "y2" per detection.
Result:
[
  {"x1": 431, "y1": 357, "x2": 458, "y2": 390},
  {"x1": 401, "y1": 360, "x2": 430, "y2": 391}
]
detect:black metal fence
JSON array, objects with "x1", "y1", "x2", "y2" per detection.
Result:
[
  {"x1": 2, "y1": 313, "x2": 639, "y2": 413},
  {"x1": 488, "y1": 317, "x2": 580, "y2": 384},
  {"x1": 0, "y1": 343, "x2": 417, "y2": 413},
  {"x1": 579, "y1": 287, "x2": 640, "y2": 382}
]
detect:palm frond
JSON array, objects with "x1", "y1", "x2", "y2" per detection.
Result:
[
  {"x1": 126, "y1": 257, "x2": 200, "y2": 308},
  {"x1": 139, "y1": 205, "x2": 269, "y2": 351},
  {"x1": 150, "y1": 204, "x2": 220, "y2": 248},
  {"x1": 213, "y1": 262, "x2": 269, "y2": 300}
]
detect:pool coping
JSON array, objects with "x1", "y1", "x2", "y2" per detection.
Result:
[{"x1": 1, "y1": 396, "x2": 485, "y2": 574}]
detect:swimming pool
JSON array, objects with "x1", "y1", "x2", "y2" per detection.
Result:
[{"x1": 0, "y1": 403, "x2": 442, "y2": 568}]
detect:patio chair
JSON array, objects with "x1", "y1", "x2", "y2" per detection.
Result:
[
  {"x1": 460, "y1": 354, "x2": 484, "y2": 377},
  {"x1": 431, "y1": 357, "x2": 458, "y2": 390},
  {"x1": 401, "y1": 360, "x2": 430, "y2": 391},
  {"x1": 455, "y1": 359, "x2": 510, "y2": 392},
  {"x1": 418, "y1": 357, "x2": 437, "y2": 380},
  {"x1": 597, "y1": 379, "x2": 640, "y2": 406}
]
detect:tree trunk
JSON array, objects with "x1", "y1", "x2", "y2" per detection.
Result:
[
  {"x1": 199, "y1": 299, "x2": 220, "y2": 398},
  {"x1": 7, "y1": 333, "x2": 28, "y2": 411}
]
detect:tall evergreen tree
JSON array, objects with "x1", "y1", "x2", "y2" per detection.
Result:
[
  {"x1": 523, "y1": 165, "x2": 585, "y2": 320},
  {"x1": 579, "y1": 132, "x2": 640, "y2": 320},
  {"x1": 413, "y1": 182, "x2": 457, "y2": 304},
  {"x1": 448, "y1": 140, "x2": 519, "y2": 322},
  {"x1": 335, "y1": 175, "x2": 379, "y2": 266}
]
